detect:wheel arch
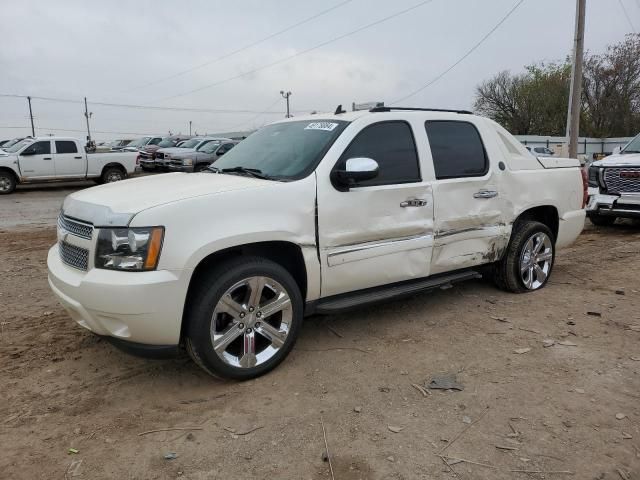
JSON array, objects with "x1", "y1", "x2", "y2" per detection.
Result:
[
  {"x1": 0, "y1": 166, "x2": 19, "y2": 183},
  {"x1": 512, "y1": 205, "x2": 559, "y2": 242},
  {"x1": 101, "y1": 162, "x2": 127, "y2": 177},
  {"x1": 179, "y1": 240, "x2": 308, "y2": 341}
]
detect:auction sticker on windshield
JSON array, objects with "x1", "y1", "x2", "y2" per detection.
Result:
[{"x1": 305, "y1": 122, "x2": 339, "y2": 132}]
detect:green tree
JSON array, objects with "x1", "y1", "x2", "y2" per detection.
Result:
[{"x1": 474, "y1": 34, "x2": 640, "y2": 137}]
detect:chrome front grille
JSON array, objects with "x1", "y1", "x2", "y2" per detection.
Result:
[
  {"x1": 59, "y1": 241, "x2": 89, "y2": 271},
  {"x1": 603, "y1": 167, "x2": 640, "y2": 194},
  {"x1": 58, "y1": 214, "x2": 93, "y2": 240}
]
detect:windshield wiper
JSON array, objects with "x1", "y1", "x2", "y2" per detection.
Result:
[
  {"x1": 219, "y1": 166, "x2": 273, "y2": 180},
  {"x1": 622, "y1": 150, "x2": 640, "y2": 154}
]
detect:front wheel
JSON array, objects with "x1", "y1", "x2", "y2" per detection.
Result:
[
  {"x1": 0, "y1": 171, "x2": 17, "y2": 194},
  {"x1": 493, "y1": 221, "x2": 554, "y2": 293},
  {"x1": 185, "y1": 257, "x2": 303, "y2": 380}
]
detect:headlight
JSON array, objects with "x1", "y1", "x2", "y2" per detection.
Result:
[
  {"x1": 95, "y1": 227, "x2": 164, "y2": 271},
  {"x1": 182, "y1": 158, "x2": 193, "y2": 166}
]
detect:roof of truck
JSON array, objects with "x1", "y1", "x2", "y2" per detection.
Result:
[{"x1": 274, "y1": 107, "x2": 476, "y2": 124}]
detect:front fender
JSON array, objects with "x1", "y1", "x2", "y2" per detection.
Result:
[{"x1": 129, "y1": 174, "x2": 321, "y2": 299}]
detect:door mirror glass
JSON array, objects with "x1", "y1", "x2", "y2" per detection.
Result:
[
  {"x1": 20, "y1": 148, "x2": 35, "y2": 156},
  {"x1": 335, "y1": 157, "x2": 379, "y2": 186}
]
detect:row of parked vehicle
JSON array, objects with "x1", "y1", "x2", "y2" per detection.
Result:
[{"x1": 93, "y1": 134, "x2": 241, "y2": 173}]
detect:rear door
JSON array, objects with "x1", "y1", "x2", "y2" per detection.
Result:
[
  {"x1": 424, "y1": 120, "x2": 507, "y2": 274},
  {"x1": 18, "y1": 140, "x2": 55, "y2": 178},
  {"x1": 317, "y1": 120, "x2": 434, "y2": 297},
  {"x1": 54, "y1": 140, "x2": 85, "y2": 177}
]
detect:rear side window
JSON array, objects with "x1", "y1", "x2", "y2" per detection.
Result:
[
  {"x1": 337, "y1": 121, "x2": 420, "y2": 187},
  {"x1": 425, "y1": 121, "x2": 488, "y2": 179},
  {"x1": 55, "y1": 141, "x2": 78, "y2": 154}
]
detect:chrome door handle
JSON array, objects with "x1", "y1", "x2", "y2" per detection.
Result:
[
  {"x1": 400, "y1": 199, "x2": 428, "y2": 207},
  {"x1": 473, "y1": 190, "x2": 498, "y2": 199}
]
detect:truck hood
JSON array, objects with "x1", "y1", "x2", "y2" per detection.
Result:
[
  {"x1": 62, "y1": 172, "x2": 271, "y2": 226},
  {"x1": 157, "y1": 147, "x2": 196, "y2": 155},
  {"x1": 592, "y1": 153, "x2": 640, "y2": 167}
]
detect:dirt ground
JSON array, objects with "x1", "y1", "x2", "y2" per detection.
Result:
[{"x1": 1, "y1": 185, "x2": 639, "y2": 479}]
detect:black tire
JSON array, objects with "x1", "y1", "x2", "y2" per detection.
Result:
[
  {"x1": 185, "y1": 256, "x2": 303, "y2": 380},
  {"x1": 0, "y1": 170, "x2": 17, "y2": 194},
  {"x1": 194, "y1": 164, "x2": 209, "y2": 172},
  {"x1": 589, "y1": 214, "x2": 616, "y2": 226},
  {"x1": 102, "y1": 166, "x2": 126, "y2": 183},
  {"x1": 493, "y1": 220, "x2": 555, "y2": 293}
]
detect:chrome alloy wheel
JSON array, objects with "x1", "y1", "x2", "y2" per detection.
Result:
[
  {"x1": 520, "y1": 232, "x2": 553, "y2": 290},
  {"x1": 106, "y1": 171, "x2": 123, "y2": 182},
  {"x1": 0, "y1": 176, "x2": 12, "y2": 193},
  {"x1": 211, "y1": 276, "x2": 293, "y2": 369}
]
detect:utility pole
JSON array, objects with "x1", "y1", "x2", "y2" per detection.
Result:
[
  {"x1": 84, "y1": 97, "x2": 93, "y2": 145},
  {"x1": 189, "y1": 120, "x2": 192, "y2": 136},
  {"x1": 280, "y1": 90, "x2": 292, "y2": 118},
  {"x1": 27, "y1": 96, "x2": 35, "y2": 137},
  {"x1": 565, "y1": 0, "x2": 586, "y2": 159}
]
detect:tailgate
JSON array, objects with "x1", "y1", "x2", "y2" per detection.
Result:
[{"x1": 537, "y1": 157, "x2": 581, "y2": 169}]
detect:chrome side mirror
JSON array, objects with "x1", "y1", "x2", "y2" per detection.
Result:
[{"x1": 334, "y1": 157, "x2": 379, "y2": 189}]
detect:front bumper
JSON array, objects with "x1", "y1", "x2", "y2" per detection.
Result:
[
  {"x1": 47, "y1": 246, "x2": 190, "y2": 347},
  {"x1": 587, "y1": 189, "x2": 640, "y2": 218},
  {"x1": 168, "y1": 164, "x2": 194, "y2": 173}
]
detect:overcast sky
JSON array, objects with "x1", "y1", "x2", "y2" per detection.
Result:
[{"x1": 0, "y1": 0, "x2": 636, "y2": 141}]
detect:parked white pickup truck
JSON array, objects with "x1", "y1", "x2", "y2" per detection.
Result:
[
  {"x1": 0, "y1": 137, "x2": 138, "y2": 194},
  {"x1": 47, "y1": 107, "x2": 587, "y2": 379},
  {"x1": 587, "y1": 132, "x2": 640, "y2": 225}
]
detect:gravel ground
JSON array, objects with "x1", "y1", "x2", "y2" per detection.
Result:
[{"x1": 0, "y1": 185, "x2": 639, "y2": 479}]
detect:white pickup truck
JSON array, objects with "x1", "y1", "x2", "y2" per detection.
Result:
[
  {"x1": 0, "y1": 137, "x2": 138, "y2": 194},
  {"x1": 47, "y1": 107, "x2": 587, "y2": 379},
  {"x1": 587, "y1": 132, "x2": 640, "y2": 225}
]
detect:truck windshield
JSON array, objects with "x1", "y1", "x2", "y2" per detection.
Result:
[
  {"x1": 128, "y1": 137, "x2": 151, "y2": 148},
  {"x1": 179, "y1": 139, "x2": 202, "y2": 149},
  {"x1": 4, "y1": 139, "x2": 33, "y2": 153},
  {"x1": 157, "y1": 139, "x2": 177, "y2": 148},
  {"x1": 621, "y1": 133, "x2": 640, "y2": 154},
  {"x1": 212, "y1": 120, "x2": 349, "y2": 180},
  {"x1": 198, "y1": 142, "x2": 221, "y2": 153}
]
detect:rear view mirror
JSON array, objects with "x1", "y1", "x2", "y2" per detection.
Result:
[
  {"x1": 334, "y1": 157, "x2": 379, "y2": 188},
  {"x1": 20, "y1": 148, "x2": 35, "y2": 156},
  {"x1": 613, "y1": 146, "x2": 622, "y2": 155}
]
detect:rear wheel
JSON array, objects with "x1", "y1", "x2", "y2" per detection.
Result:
[
  {"x1": 185, "y1": 257, "x2": 303, "y2": 380},
  {"x1": 589, "y1": 214, "x2": 616, "y2": 226},
  {"x1": 102, "y1": 166, "x2": 125, "y2": 183},
  {"x1": 0, "y1": 170, "x2": 16, "y2": 194},
  {"x1": 493, "y1": 221, "x2": 554, "y2": 293}
]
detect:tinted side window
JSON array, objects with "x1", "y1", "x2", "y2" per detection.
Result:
[
  {"x1": 337, "y1": 121, "x2": 420, "y2": 187},
  {"x1": 425, "y1": 121, "x2": 488, "y2": 179},
  {"x1": 55, "y1": 141, "x2": 78, "y2": 154},
  {"x1": 24, "y1": 141, "x2": 51, "y2": 155}
]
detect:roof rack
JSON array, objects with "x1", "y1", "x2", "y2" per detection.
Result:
[{"x1": 369, "y1": 106, "x2": 473, "y2": 114}]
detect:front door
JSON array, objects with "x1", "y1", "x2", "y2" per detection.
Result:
[
  {"x1": 424, "y1": 120, "x2": 507, "y2": 274},
  {"x1": 54, "y1": 140, "x2": 85, "y2": 177},
  {"x1": 317, "y1": 120, "x2": 434, "y2": 298},
  {"x1": 19, "y1": 140, "x2": 55, "y2": 179}
]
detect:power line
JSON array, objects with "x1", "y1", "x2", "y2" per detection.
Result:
[
  {"x1": 127, "y1": 0, "x2": 354, "y2": 92},
  {"x1": 390, "y1": 0, "x2": 527, "y2": 105},
  {"x1": 227, "y1": 98, "x2": 283, "y2": 131},
  {"x1": 0, "y1": 93, "x2": 297, "y2": 115},
  {"x1": 154, "y1": 0, "x2": 436, "y2": 103},
  {"x1": 618, "y1": 0, "x2": 637, "y2": 33},
  {"x1": 0, "y1": 125, "x2": 159, "y2": 136}
]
